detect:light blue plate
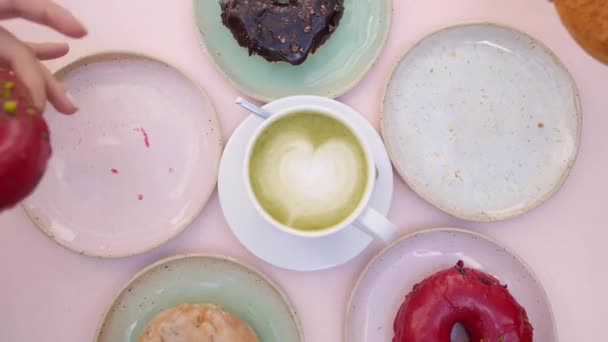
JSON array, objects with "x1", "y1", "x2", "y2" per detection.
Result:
[
  {"x1": 193, "y1": 0, "x2": 392, "y2": 101},
  {"x1": 96, "y1": 255, "x2": 303, "y2": 342}
]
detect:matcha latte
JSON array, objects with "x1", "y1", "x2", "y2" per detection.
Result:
[{"x1": 248, "y1": 112, "x2": 369, "y2": 232}]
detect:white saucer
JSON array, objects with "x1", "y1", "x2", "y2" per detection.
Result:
[
  {"x1": 218, "y1": 97, "x2": 393, "y2": 272},
  {"x1": 382, "y1": 23, "x2": 581, "y2": 222},
  {"x1": 22, "y1": 52, "x2": 223, "y2": 258},
  {"x1": 346, "y1": 228, "x2": 558, "y2": 342}
]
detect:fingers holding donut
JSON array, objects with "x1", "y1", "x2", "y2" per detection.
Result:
[
  {"x1": 0, "y1": 0, "x2": 85, "y2": 114},
  {"x1": 0, "y1": 26, "x2": 48, "y2": 110},
  {"x1": 27, "y1": 42, "x2": 70, "y2": 60},
  {"x1": 0, "y1": 33, "x2": 78, "y2": 115}
]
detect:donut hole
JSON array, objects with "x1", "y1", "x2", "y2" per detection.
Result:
[{"x1": 450, "y1": 323, "x2": 471, "y2": 342}]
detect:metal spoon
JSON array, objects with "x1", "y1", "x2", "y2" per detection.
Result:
[{"x1": 236, "y1": 97, "x2": 272, "y2": 119}]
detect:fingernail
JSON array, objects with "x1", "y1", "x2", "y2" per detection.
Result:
[{"x1": 66, "y1": 91, "x2": 78, "y2": 110}]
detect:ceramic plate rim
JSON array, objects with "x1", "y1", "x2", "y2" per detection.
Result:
[
  {"x1": 380, "y1": 21, "x2": 582, "y2": 222},
  {"x1": 344, "y1": 227, "x2": 559, "y2": 342},
  {"x1": 93, "y1": 253, "x2": 304, "y2": 342},
  {"x1": 192, "y1": 0, "x2": 393, "y2": 102},
  {"x1": 22, "y1": 51, "x2": 223, "y2": 258}
]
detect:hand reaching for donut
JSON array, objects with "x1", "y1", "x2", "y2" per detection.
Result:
[
  {"x1": 0, "y1": 0, "x2": 87, "y2": 114},
  {"x1": 0, "y1": 1, "x2": 86, "y2": 212}
]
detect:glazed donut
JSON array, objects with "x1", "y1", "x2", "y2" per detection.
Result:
[
  {"x1": 220, "y1": 0, "x2": 345, "y2": 65},
  {"x1": 0, "y1": 69, "x2": 51, "y2": 211},
  {"x1": 393, "y1": 261, "x2": 533, "y2": 342},
  {"x1": 139, "y1": 303, "x2": 258, "y2": 342},
  {"x1": 553, "y1": 0, "x2": 608, "y2": 64}
]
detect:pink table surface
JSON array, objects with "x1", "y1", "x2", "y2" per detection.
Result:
[{"x1": 1, "y1": 0, "x2": 606, "y2": 341}]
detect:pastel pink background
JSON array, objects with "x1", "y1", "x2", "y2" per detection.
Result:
[{"x1": 1, "y1": 0, "x2": 606, "y2": 341}]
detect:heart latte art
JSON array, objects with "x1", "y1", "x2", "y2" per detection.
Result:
[{"x1": 249, "y1": 112, "x2": 369, "y2": 231}]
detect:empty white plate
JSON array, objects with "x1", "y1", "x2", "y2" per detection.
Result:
[
  {"x1": 23, "y1": 52, "x2": 222, "y2": 258},
  {"x1": 347, "y1": 228, "x2": 557, "y2": 341},
  {"x1": 382, "y1": 23, "x2": 581, "y2": 222}
]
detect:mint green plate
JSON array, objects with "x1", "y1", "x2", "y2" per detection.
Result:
[
  {"x1": 95, "y1": 255, "x2": 303, "y2": 342},
  {"x1": 193, "y1": 0, "x2": 392, "y2": 102}
]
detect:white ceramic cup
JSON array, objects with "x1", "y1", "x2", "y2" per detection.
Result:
[{"x1": 244, "y1": 96, "x2": 397, "y2": 243}]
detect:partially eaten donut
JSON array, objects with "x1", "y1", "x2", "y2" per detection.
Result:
[
  {"x1": 220, "y1": 0, "x2": 345, "y2": 65},
  {"x1": 393, "y1": 261, "x2": 534, "y2": 342}
]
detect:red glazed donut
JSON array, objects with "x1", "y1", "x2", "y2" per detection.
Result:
[
  {"x1": 393, "y1": 261, "x2": 533, "y2": 342},
  {"x1": 0, "y1": 69, "x2": 51, "y2": 211}
]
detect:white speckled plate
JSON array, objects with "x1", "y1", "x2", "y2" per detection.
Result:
[
  {"x1": 346, "y1": 228, "x2": 558, "y2": 342},
  {"x1": 22, "y1": 52, "x2": 223, "y2": 258},
  {"x1": 382, "y1": 23, "x2": 581, "y2": 222},
  {"x1": 193, "y1": 0, "x2": 392, "y2": 101},
  {"x1": 96, "y1": 254, "x2": 303, "y2": 342}
]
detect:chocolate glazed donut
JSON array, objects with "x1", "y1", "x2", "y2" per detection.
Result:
[
  {"x1": 220, "y1": 0, "x2": 344, "y2": 65},
  {"x1": 393, "y1": 261, "x2": 534, "y2": 342}
]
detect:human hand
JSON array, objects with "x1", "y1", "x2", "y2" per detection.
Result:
[{"x1": 0, "y1": 0, "x2": 87, "y2": 114}]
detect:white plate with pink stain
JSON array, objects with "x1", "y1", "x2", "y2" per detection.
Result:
[{"x1": 22, "y1": 52, "x2": 222, "y2": 258}]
